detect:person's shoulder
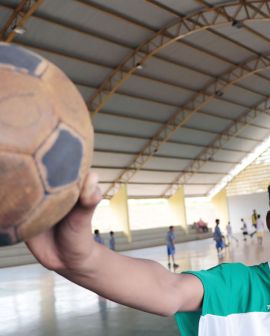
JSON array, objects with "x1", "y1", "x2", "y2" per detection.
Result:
[
  {"x1": 204, "y1": 262, "x2": 248, "y2": 273},
  {"x1": 190, "y1": 263, "x2": 250, "y2": 283}
]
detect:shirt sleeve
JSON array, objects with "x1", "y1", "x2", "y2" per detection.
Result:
[{"x1": 184, "y1": 263, "x2": 252, "y2": 316}]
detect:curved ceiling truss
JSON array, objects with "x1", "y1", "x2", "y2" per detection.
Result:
[
  {"x1": 104, "y1": 53, "x2": 270, "y2": 198},
  {"x1": 0, "y1": 0, "x2": 43, "y2": 42},
  {"x1": 88, "y1": 0, "x2": 270, "y2": 116},
  {"x1": 162, "y1": 94, "x2": 270, "y2": 197}
]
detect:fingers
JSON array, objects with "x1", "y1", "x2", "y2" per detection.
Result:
[{"x1": 79, "y1": 172, "x2": 102, "y2": 209}]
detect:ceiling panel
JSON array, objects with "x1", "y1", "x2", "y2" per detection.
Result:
[
  {"x1": 130, "y1": 171, "x2": 179, "y2": 183},
  {"x1": 184, "y1": 184, "x2": 212, "y2": 196},
  {"x1": 171, "y1": 127, "x2": 216, "y2": 146},
  {"x1": 120, "y1": 76, "x2": 194, "y2": 106},
  {"x1": 159, "y1": 43, "x2": 231, "y2": 76},
  {"x1": 86, "y1": 0, "x2": 174, "y2": 29},
  {"x1": 212, "y1": 149, "x2": 245, "y2": 163},
  {"x1": 140, "y1": 57, "x2": 211, "y2": 91},
  {"x1": 36, "y1": 0, "x2": 153, "y2": 47},
  {"x1": 198, "y1": 161, "x2": 234, "y2": 174},
  {"x1": 237, "y1": 126, "x2": 269, "y2": 141},
  {"x1": 92, "y1": 168, "x2": 122, "y2": 182},
  {"x1": 92, "y1": 152, "x2": 133, "y2": 168},
  {"x1": 15, "y1": 16, "x2": 130, "y2": 67},
  {"x1": 250, "y1": 113, "x2": 270, "y2": 129},
  {"x1": 100, "y1": 93, "x2": 176, "y2": 123},
  {"x1": 143, "y1": 157, "x2": 191, "y2": 171},
  {"x1": 188, "y1": 173, "x2": 225, "y2": 184},
  {"x1": 223, "y1": 85, "x2": 264, "y2": 107},
  {"x1": 158, "y1": 142, "x2": 202, "y2": 159},
  {"x1": 238, "y1": 75, "x2": 270, "y2": 97},
  {"x1": 222, "y1": 137, "x2": 258, "y2": 152},
  {"x1": 185, "y1": 113, "x2": 231, "y2": 133},
  {"x1": 213, "y1": 24, "x2": 270, "y2": 55},
  {"x1": 94, "y1": 133, "x2": 145, "y2": 153},
  {"x1": 93, "y1": 113, "x2": 161, "y2": 138},
  {"x1": 0, "y1": 5, "x2": 11, "y2": 31},
  {"x1": 202, "y1": 99, "x2": 246, "y2": 119},
  {"x1": 127, "y1": 184, "x2": 167, "y2": 197},
  {"x1": 186, "y1": 29, "x2": 254, "y2": 63}
]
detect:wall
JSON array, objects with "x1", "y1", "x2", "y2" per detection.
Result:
[{"x1": 228, "y1": 191, "x2": 269, "y2": 232}]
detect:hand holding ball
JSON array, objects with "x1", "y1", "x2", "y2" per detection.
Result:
[{"x1": 0, "y1": 43, "x2": 93, "y2": 245}]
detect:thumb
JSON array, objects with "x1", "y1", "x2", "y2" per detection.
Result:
[{"x1": 79, "y1": 172, "x2": 102, "y2": 209}]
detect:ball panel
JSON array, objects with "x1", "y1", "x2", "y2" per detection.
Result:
[
  {"x1": 41, "y1": 129, "x2": 83, "y2": 188},
  {"x1": 17, "y1": 185, "x2": 80, "y2": 241},
  {"x1": 41, "y1": 62, "x2": 93, "y2": 188},
  {"x1": 0, "y1": 153, "x2": 44, "y2": 228},
  {"x1": 0, "y1": 70, "x2": 58, "y2": 154},
  {"x1": 0, "y1": 43, "x2": 47, "y2": 77},
  {"x1": 36, "y1": 125, "x2": 84, "y2": 193}
]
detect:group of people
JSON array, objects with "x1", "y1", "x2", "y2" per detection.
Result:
[
  {"x1": 213, "y1": 209, "x2": 267, "y2": 258},
  {"x1": 193, "y1": 219, "x2": 209, "y2": 233},
  {"x1": 94, "y1": 229, "x2": 116, "y2": 251},
  {"x1": 240, "y1": 209, "x2": 265, "y2": 245}
]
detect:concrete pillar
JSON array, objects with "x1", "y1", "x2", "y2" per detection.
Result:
[
  {"x1": 211, "y1": 189, "x2": 229, "y2": 230},
  {"x1": 168, "y1": 186, "x2": 187, "y2": 231},
  {"x1": 110, "y1": 184, "x2": 131, "y2": 242}
]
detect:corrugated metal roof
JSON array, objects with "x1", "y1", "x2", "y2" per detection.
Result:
[{"x1": 1, "y1": 0, "x2": 270, "y2": 198}]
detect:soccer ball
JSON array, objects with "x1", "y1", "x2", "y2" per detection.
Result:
[{"x1": 0, "y1": 43, "x2": 93, "y2": 245}]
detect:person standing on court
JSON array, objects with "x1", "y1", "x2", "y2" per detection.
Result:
[
  {"x1": 94, "y1": 229, "x2": 104, "y2": 245},
  {"x1": 251, "y1": 209, "x2": 258, "y2": 229},
  {"x1": 226, "y1": 221, "x2": 238, "y2": 245},
  {"x1": 256, "y1": 214, "x2": 265, "y2": 246},
  {"x1": 213, "y1": 219, "x2": 224, "y2": 258},
  {"x1": 109, "y1": 231, "x2": 116, "y2": 251},
  {"x1": 166, "y1": 226, "x2": 179, "y2": 270},
  {"x1": 240, "y1": 218, "x2": 249, "y2": 241},
  {"x1": 250, "y1": 209, "x2": 258, "y2": 237}
]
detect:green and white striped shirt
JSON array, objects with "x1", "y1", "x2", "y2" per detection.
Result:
[{"x1": 175, "y1": 262, "x2": 270, "y2": 335}]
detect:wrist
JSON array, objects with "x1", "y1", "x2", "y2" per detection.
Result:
[{"x1": 57, "y1": 240, "x2": 101, "y2": 277}]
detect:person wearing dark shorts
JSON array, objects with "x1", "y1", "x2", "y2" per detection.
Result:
[{"x1": 166, "y1": 226, "x2": 179, "y2": 270}]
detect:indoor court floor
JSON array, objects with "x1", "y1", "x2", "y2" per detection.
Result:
[{"x1": 0, "y1": 233, "x2": 269, "y2": 336}]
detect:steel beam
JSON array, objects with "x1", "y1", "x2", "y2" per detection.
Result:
[
  {"x1": 163, "y1": 96, "x2": 270, "y2": 196},
  {"x1": 104, "y1": 52, "x2": 270, "y2": 198},
  {"x1": 88, "y1": 1, "x2": 270, "y2": 116},
  {"x1": 0, "y1": 0, "x2": 43, "y2": 42}
]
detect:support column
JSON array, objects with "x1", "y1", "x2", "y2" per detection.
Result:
[
  {"x1": 168, "y1": 186, "x2": 187, "y2": 231},
  {"x1": 110, "y1": 184, "x2": 131, "y2": 242},
  {"x1": 211, "y1": 189, "x2": 229, "y2": 230}
]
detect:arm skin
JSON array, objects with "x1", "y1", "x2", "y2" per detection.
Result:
[{"x1": 26, "y1": 173, "x2": 204, "y2": 317}]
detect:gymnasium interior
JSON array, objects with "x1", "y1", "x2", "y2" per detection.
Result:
[{"x1": 0, "y1": 1, "x2": 270, "y2": 335}]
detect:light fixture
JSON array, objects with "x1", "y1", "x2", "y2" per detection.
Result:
[
  {"x1": 12, "y1": 26, "x2": 26, "y2": 35},
  {"x1": 232, "y1": 20, "x2": 243, "y2": 29},
  {"x1": 135, "y1": 62, "x2": 143, "y2": 70},
  {"x1": 215, "y1": 90, "x2": 224, "y2": 97}
]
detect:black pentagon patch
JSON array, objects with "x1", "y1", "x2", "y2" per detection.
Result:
[
  {"x1": 42, "y1": 129, "x2": 83, "y2": 188},
  {"x1": 0, "y1": 44, "x2": 43, "y2": 77}
]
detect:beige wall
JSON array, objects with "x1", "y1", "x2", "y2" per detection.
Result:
[
  {"x1": 110, "y1": 184, "x2": 131, "y2": 242},
  {"x1": 211, "y1": 189, "x2": 229, "y2": 231},
  {"x1": 168, "y1": 186, "x2": 187, "y2": 231}
]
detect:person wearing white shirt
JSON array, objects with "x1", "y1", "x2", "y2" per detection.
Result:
[{"x1": 256, "y1": 214, "x2": 265, "y2": 245}]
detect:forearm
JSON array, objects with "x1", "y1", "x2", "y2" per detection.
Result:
[{"x1": 58, "y1": 243, "x2": 200, "y2": 316}]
